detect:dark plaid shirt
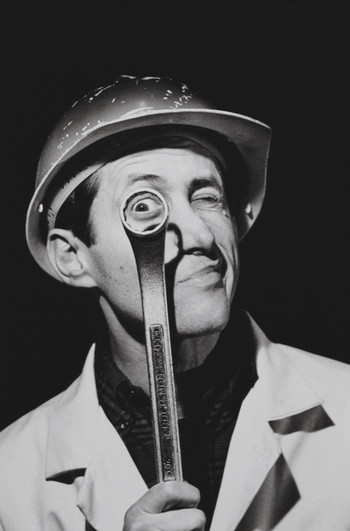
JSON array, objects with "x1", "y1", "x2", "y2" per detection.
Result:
[{"x1": 94, "y1": 311, "x2": 258, "y2": 528}]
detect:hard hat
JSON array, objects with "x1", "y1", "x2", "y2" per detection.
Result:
[{"x1": 26, "y1": 75, "x2": 271, "y2": 280}]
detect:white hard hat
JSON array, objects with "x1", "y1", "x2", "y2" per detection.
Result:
[{"x1": 26, "y1": 75, "x2": 271, "y2": 280}]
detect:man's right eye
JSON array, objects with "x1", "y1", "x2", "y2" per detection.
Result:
[
  {"x1": 134, "y1": 201, "x2": 150, "y2": 211},
  {"x1": 122, "y1": 189, "x2": 168, "y2": 234},
  {"x1": 130, "y1": 196, "x2": 163, "y2": 217},
  {"x1": 132, "y1": 197, "x2": 157, "y2": 213}
]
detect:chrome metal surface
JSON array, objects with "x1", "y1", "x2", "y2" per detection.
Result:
[{"x1": 121, "y1": 189, "x2": 182, "y2": 482}]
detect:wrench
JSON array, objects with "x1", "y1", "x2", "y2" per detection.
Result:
[{"x1": 120, "y1": 188, "x2": 183, "y2": 483}]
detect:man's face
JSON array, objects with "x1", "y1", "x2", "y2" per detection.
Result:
[{"x1": 86, "y1": 147, "x2": 239, "y2": 338}]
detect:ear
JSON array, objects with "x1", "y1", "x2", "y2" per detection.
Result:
[{"x1": 47, "y1": 228, "x2": 97, "y2": 288}]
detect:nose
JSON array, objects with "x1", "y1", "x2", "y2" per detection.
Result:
[{"x1": 165, "y1": 201, "x2": 216, "y2": 262}]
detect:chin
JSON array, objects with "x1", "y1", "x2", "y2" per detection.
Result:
[{"x1": 173, "y1": 292, "x2": 231, "y2": 338}]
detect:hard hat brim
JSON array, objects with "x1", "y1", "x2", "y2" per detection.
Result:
[{"x1": 26, "y1": 108, "x2": 271, "y2": 280}]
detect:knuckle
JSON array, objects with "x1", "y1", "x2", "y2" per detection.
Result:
[
  {"x1": 196, "y1": 509, "x2": 207, "y2": 528},
  {"x1": 123, "y1": 506, "x2": 141, "y2": 531},
  {"x1": 182, "y1": 482, "x2": 201, "y2": 507},
  {"x1": 191, "y1": 485, "x2": 201, "y2": 504},
  {"x1": 161, "y1": 487, "x2": 175, "y2": 506},
  {"x1": 162, "y1": 480, "x2": 181, "y2": 501}
]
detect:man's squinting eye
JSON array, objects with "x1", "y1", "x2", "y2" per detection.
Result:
[{"x1": 191, "y1": 188, "x2": 225, "y2": 209}]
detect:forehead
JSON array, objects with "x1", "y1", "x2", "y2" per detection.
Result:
[{"x1": 98, "y1": 147, "x2": 224, "y2": 193}]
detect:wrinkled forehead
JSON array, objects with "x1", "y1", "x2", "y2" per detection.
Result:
[{"x1": 97, "y1": 144, "x2": 225, "y2": 195}]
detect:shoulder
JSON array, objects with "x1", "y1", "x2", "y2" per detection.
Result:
[
  {"x1": 274, "y1": 343, "x2": 350, "y2": 414},
  {"x1": 248, "y1": 311, "x2": 350, "y2": 387},
  {"x1": 0, "y1": 395, "x2": 62, "y2": 510},
  {"x1": 0, "y1": 347, "x2": 96, "y2": 455},
  {"x1": 0, "y1": 392, "x2": 60, "y2": 451},
  {"x1": 277, "y1": 343, "x2": 350, "y2": 381},
  {"x1": 0, "y1": 385, "x2": 71, "y2": 471}
]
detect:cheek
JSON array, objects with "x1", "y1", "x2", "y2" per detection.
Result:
[
  {"x1": 208, "y1": 213, "x2": 239, "y2": 295},
  {"x1": 88, "y1": 194, "x2": 145, "y2": 320},
  {"x1": 89, "y1": 218, "x2": 140, "y2": 290},
  {"x1": 204, "y1": 212, "x2": 238, "y2": 260},
  {"x1": 89, "y1": 236, "x2": 144, "y2": 321}
]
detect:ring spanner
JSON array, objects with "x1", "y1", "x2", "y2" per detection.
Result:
[{"x1": 120, "y1": 188, "x2": 183, "y2": 483}]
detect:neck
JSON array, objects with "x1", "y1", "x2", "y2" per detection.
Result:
[{"x1": 99, "y1": 297, "x2": 220, "y2": 399}]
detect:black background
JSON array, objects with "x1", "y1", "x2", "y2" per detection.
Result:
[{"x1": 1, "y1": 2, "x2": 349, "y2": 429}]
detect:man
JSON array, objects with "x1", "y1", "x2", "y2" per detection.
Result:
[{"x1": 0, "y1": 75, "x2": 350, "y2": 530}]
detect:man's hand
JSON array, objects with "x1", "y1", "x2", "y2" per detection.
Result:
[{"x1": 123, "y1": 480, "x2": 206, "y2": 530}]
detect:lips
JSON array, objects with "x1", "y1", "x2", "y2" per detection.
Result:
[{"x1": 176, "y1": 257, "x2": 224, "y2": 284}]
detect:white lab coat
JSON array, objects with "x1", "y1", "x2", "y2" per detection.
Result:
[{"x1": 1, "y1": 316, "x2": 350, "y2": 530}]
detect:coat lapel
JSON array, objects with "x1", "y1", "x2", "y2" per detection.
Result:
[
  {"x1": 45, "y1": 346, "x2": 147, "y2": 530},
  {"x1": 210, "y1": 376, "x2": 282, "y2": 530},
  {"x1": 45, "y1": 346, "x2": 100, "y2": 480},
  {"x1": 76, "y1": 408, "x2": 147, "y2": 530},
  {"x1": 210, "y1": 317, "x2": 333, "y2": 530}
]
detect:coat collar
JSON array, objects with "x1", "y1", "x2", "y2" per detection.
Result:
[
  {"x1": 252, "y1": 318, "x2": 324, "y2": 420},
  {"x1": 44, "y1": 313, "x2": 334, "y2": 530},
  {"x1": 45, "y1": 346, "x2": 148, "y2": 529},
  {"x1": 210, "y1": 314, "x2": 332, "y2": 530},
  {"x1": 45, "y1": 346, "x2": 99, "y2": 479}
]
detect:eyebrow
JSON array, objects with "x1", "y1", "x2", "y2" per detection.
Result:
[
  {"x1": 189, "y1": 176, "x2": 223, "y2": 194},
  {"x1": 128, "y1": 174, "x2": 223, "y2": 191},
  {"x1": 128, "y1": 173, "x2": 163, "y2": 185}
]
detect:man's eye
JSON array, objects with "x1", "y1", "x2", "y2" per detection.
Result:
[
  {"x1": 191, "y1": 192, "x2": 223, "y2": 206},
  {"x1": 130, "y1": 196, "x2": 162, "y2": 217},
  {"x1": 122, "y1": 190, "x2": 167, "y2": 234},
  {"x1": 134, "y1": 200, "x2": 152, "y2": 212}
]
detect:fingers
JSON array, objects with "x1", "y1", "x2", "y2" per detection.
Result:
[
  {"x1": 123, "y1": 481, "x2": 206, "y2": 531},
  {"x1": 142, "y1": 481, "x2": 201, "y2": 512},
  {"x1": 124, "y1": 507, "x2": 206, "y2": 531}
]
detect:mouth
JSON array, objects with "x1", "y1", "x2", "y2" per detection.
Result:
[{"x1": 177, "y1": 257, "x2": 225, "y2": 285}]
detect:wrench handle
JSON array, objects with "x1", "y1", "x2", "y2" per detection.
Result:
[{"x1": 128, "y1": 233, "x2": 183, "y2": 483}]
